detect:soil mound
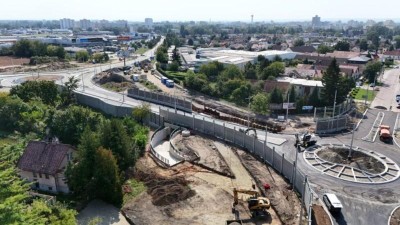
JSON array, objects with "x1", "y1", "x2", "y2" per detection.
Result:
[
  {"x1": 135, "y1": 170, "x2": 195, "y2": 206},
  {"x1": 317, "y1": 147, "x2": 385, "y2": 174}
]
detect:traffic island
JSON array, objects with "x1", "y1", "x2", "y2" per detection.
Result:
[{"x1": 303, "y1": 144, "x2": 400, "y2": 184}]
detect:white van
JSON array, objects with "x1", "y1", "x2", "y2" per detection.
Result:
[{"x1": 323, "y1": 193, "x2": 343, "y2": 212}]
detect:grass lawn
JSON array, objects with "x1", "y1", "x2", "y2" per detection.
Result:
[
  {"x1": 135, "y1": 47, "x2": 148, "y2": 55},
  {"x1": 123, "y1": 179, "x2": 146, "y2": 204},
  {"x1": 354, "y1": 88, "x2": 376, "y2": 101}
]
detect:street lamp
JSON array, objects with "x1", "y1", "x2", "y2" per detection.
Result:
[
  {"x1": 348, "y1": 122, "x2": 356, "y2": 160},
  {"x1": 286, "y1": 90, "x2": 290, "y2": 122},
  {"x1": 246, "y1": 95, "x2": 255, "y2": 128}
]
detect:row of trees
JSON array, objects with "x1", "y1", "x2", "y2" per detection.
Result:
[{"x1": 12, "y1": 39, "x2": 66, "y2": 58}]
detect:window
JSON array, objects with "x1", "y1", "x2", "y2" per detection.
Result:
[
  {"x1": 33, "y1": 172, "x2": 37, "y2": 178},
  {"x1": 48, "y1": 187, "x2": 53, "y2": 191},
  {"x1": 45, "y1": 174, "x2": 49, "y2": 179}
]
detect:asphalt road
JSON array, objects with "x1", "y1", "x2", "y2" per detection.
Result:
[{"x1": 371, "y1": 67, "x2": 400, "y2": 111}]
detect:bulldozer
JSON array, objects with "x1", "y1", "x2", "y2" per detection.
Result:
[
  {"x1": 232, "y1": 188, "x2": 271, "y2": 219},
  {"x1": 294, "y1": 132, "x2": 317, "y2": 148}
]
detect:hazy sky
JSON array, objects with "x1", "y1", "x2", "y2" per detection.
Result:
[{"x1": 1, "y1": 0, "x2": 400, "y2": 22}]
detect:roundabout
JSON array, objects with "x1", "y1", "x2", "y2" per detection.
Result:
[{"x1": 303, "y1": 143, "x2": 400, "y2": 184}]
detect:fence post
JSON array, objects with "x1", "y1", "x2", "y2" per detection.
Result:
[
  {"x1": 213, "y1": 120, "x2": 215, "y2": 136},
  {"x1": 203, "y1": 117, "x2": 205, "y2": 133},
  {"x1": 252, "y1": 135, "x2": 256, "y2": 154},
  {"x1": 233, "y1": 127, "x2": 236, "y2": 144},
  {"x1": 243, "y1": 130, "x2": 245, "y2": 147},
  {"x1": 263, "y1": 140, "x2": 266, "y2": 163},
  {"x1": 313, "y1": 107, "x2": 317, "y2": 121},
  {"x1": 167, "y1": 108, "x2": 169, "y2": 122},
  {"x1": 323, "y1": 106, "x2": 327, "y2": 118},
  {"x1": 192, "y1": 114, "x2": 195, "y2": 129},
  {"x1": 308, "y1": 192, "x2": 313, "y2": 225},
  {"x1": 223, "y1": 123, "x2": 226, "y2": 140},
  {"x1": 292, "y1": 160, "x2": 296, "y2": 188},
  {"x1": 281, "y1": 153, "x2": 284, "y2": 174},
  {"x1": 299, "y1": 175, "x2": 308, "y2": 225},
  {"x1": 272, "y1": 147, "x2": 275, "y2": 167}
]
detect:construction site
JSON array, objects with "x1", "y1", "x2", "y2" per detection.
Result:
[{"x1": 122, "y1": 128, "x2": 303, "y2": 225}]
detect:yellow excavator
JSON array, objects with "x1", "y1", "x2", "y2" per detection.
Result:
[{"x1": 232, "y1": 188, "x2": 271, "y2": 219}]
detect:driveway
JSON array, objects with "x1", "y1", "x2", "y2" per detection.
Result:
[{"x1": 77, "y1": 199, "x2": 129, "y2": 225}]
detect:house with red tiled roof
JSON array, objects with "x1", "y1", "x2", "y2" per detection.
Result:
[
  {"x1": 382, "y1": 50, "x2": 400, "y2": 60},
  {"x1": 17, "y1": 141, "x2": 76, "y2": 193}
]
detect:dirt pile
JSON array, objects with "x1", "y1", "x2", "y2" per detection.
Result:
[
  {"x1": 312, "y1": 205, "x2": 332, "y2": 225},
  {"x1": 94, "y1": 72, "x2": 129, "y2": 85},
  {"x1": 390, "y1": 207, "x2": 400, "y2": 225},
  {"x1": 317, "y1": 147, "x2": 385, "y2": 174},
  {"x1": 135, "y1": 170, "x2": 195, "y2": 206}
]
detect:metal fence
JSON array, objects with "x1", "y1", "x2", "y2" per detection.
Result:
[
  {"x1": 314, "y1": 98, "x2": 353, "y2": 120},
  {"x1": 127, "y1": 87, "x2": 192, "y2": 113},
  {"x1": 315, "y1": 108, "x2": 358, "y2": 134}
]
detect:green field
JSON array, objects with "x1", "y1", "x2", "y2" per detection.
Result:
[
  {"x1": 354, "y1": 88, "x2": 376, "y2": 101},
  {"x1": 135, "y1": 47, "x2": 148, "y2": 55}
]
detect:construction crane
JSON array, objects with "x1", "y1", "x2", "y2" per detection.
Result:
[{"x1": 232, "y1": 188, "x2": 270, "y2": 219}]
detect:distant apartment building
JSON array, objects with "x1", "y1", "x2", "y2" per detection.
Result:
[
  {"x1": 79, "y1": 19, "x2": 92, "y2": 30},
  {"x1": 145, "y1": 18, "x2": 153, "y2": 28},
  {"x1": 114, "y1": 20, "x2": 128, "y2": 28},
  {"x1": 59, "y1": 18, "x2": 75, "y2": 29},
  {"x1": 311, "y1": 15, "x2": 321, "y2": 28}
]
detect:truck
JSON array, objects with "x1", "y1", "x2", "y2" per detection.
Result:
[
  {"x1": 165, "y1": 79, "x2": 174, "y2": 88},
  {"x1": 161, "y1": 76, "x2": 168, "y2": 84},
  {"x1": 379, "y1": 125, "x2": 392, "y2": 143}
]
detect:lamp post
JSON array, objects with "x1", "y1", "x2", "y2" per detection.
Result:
[
  {"x1": 348, "y1": 122, "x2": 356, "y2": 160},
  {"x1": 246, "y1": 95, "x2": 254, "y2": 129},
  {"x1": 286, "y1": 90, "x2": 290, "y2": 122}
]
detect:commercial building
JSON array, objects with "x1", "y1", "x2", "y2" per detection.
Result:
[{"x1": 312, "y1": 15, "x2": 321, "y2": 28}]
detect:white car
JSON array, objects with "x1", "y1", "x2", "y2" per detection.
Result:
[{"x1": 323, "y1": 193, "x2": 343, "y2": 213}]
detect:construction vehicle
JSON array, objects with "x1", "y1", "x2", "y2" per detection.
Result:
[
  {"x1": 379, "y1": 125, "x2": 392, "y2": 143},
  {"x1": 294, "y1": 132, "x2": 317, "y2": 148},
  {"x1": 232, "y1": 188, "x2": 270, "y2": 219}
]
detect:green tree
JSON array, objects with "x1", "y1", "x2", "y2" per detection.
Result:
[
  {"x1": 92, "y1": 147, "x2": 123, "y2": 205},
  {"x1": 363, "y1": 61, "x2": 382, "y2": 83},
  {"x1": 260, "y1": 62, "x2": 285, "y2": 79},
  {"x1": 167, "y1": 61, "x2": 179, "y2": 71},
  {"x1": 62, "y1": 76, "x2": 80, "y2": 105},
  {"x1": 10, "y1": 80, "x2": 59, "y2": 105},
  {"x1": 49, "y1": 105, "x2": 104, "y2": 145},
  {"x1": 199, "y1": 61, "x2": 224, "y2": 81},
  {"x1": 307, "y1": 86, "x2": 321, "y2": 107},
  {"x1": 287, "y1": 86, "x2": 296, "y2": 102},
  {"x1": 321, "y1": 58, "x2": 351, "y2": 105},
  {"x1": 75, "y1": 50, "x2": 89, "y2": 62},
  {"x1": 156, "y1": 49, "x2": 168, "y2": 63},
  {"x1": 359, "y1": 39, "x2": 368, "y2": 51},
  {"x1": 395, "y1": 36, "x2": 400, "y2": 49},
  {"x1": 132, "y1": 103, "x2": 151, "y2": 124},
  {"x1": 220, "y1": 65, "x2": 244, "y2": 81},
  {"x1": 269, "y1": 87, "x2": 283, "y2": 104},
  {"x1": 293, "y1": 39, "x2": 305, "y2": 47},
  {"x1": 334, "y1": 41, "x2": 350, "y2": 51},
  {"x1": 244, "y1": 62, "x2": 257, "y2": 79},
  {"x1": 230, "y1": 82, "x2": 252, "y2": 106},
  {"x1": 100, "y1": 119, "x2": 134, "y2": 170},
  {"x1": 250, "y1": 93, "x2": 269, "y2": 114},
  {"x1": 317, "y1": 45, "x2": 333, "y2": 54}
]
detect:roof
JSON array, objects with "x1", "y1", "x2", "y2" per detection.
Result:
[
  {"x1": 17, "y1": 141, "x2": 74, "y2": 175},
  {"x1": 326, "y1": 51, "x2": 360, "y2": 59},
  {"x1": 383, "y1": 50, "x2": 400, "y2": 56},
  {"x1": 289, "y1": 46, "x2": 316, "y2": 53},
  {"x1": 348, "y1": 56, "x2": 371, "y2": 62},
  {"x1": 264, "y1": 80, "x2": 291, "y2": 93}
]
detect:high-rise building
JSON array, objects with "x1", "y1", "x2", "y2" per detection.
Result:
[
  {"x1": 311, "y1": 15, "x2": 321, "y2": 28},
  {"x1": 60, "y1": 18, "x2": 75, "y2": 29},
  {"x1": 79, "y1": 19, "x2": 92, "y2": 30},
  {"x1": 145, "y1": 18, "x2": 153, "y2": 28},
  {"x1": 114, "y1": 20, "x2": 128, "y2": 28}
]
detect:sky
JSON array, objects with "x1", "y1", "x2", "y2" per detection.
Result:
[{"x1": 1, "y1": 0, "x2": 400, "y2": 22}]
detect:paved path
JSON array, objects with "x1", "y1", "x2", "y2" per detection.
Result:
[
  {"x1": 371, "y1": 68, "x2": 400, "y2": 111},
  {"x1": 77, "y1": 199, "x2": 129, "y2": 225}
]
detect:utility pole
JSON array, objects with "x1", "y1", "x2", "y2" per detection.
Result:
[
  {"x1": 365, "y1": 85, "x2": 369, "y2": 106},
  {"x1": 286, "y1": 90, "x2": 290, "y2": 122},
  {"x1": 246, "y1": 96, "x2": 253, "y2": 129},
  {"x1": 348, "y1": 123, "x2": 356, "y2": 160},
  {"x1": 81, "y1": 73, "x2": 85, "y2": 91}
]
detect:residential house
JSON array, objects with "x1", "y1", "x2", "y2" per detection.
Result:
[
  {"x1": 382, "y1": 50, "x2": 400, "y2": 60},
  {"x1": 17, "y1": 141, "x2": 75, "y2": 194},
  {"x1": 264, "y1": 77, "x2": 323, "y2": 97}
]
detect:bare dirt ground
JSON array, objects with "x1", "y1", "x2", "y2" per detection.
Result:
[
  {"x1": 0, "y1": 61, "x2": 77, "y2": 73},
  {"x1": 93, "y1": 69, "x2": 135, "y2": 92},
  {"x1": 23, "y1": 75, "x2": 63, "y2": 82},
  {"x1": 0, "y1": 56, "x2": 29, "y2": 67},
  {"x1": 317, "y1": 147, "x2": 385, "y2": 174},
  {"x1": 172, "y1": 134, "x2": 233, "y2": 176},
  {"x1": 391, "y1": 207, "x2": 400, "y2": 225},
  {"x1": 312, "y1": 205, "x2": 332, "y2": 225},
  {"x1": 235, "y1": 149, "x2": 302, "y2": 225},
  {"x1": 123, "y1": 137, "x2": 282, "y2": 225}
]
